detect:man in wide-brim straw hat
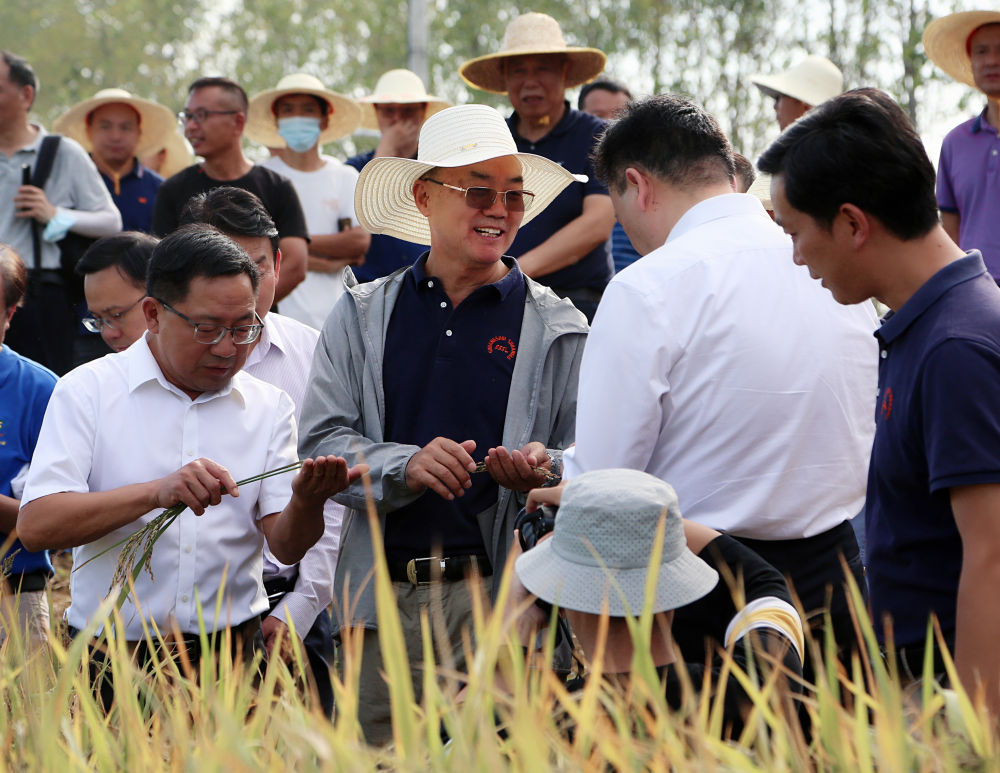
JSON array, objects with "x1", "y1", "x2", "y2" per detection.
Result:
[
  {"x1": 923, "y1": 11, "x2": 1000, "y2": 279},
  {"x1": 246, "y1": 73, "x2": 369, "y2": 330},
  {"x1": 750, "y1": 55, "x2": 844, "y2": 131},
  {"x1": 54, "y1": 88, "x2": 174, "y2": 232},
  {"x1": 346, "y1": 69, "x2": 450, "y2": 282},
  {"x1": 299, "y1": 103, "x2": 589, "y2": 745},
  {"x1": 458, "y1": 12, "x2": 615, "y2": 323}
]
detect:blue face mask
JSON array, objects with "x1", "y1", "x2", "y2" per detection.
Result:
[{"x1": 278, "y1": 116, "x2": 322, "y2": 152}]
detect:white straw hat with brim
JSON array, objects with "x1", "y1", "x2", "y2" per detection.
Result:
[
  {"x1": 146, "y1": 128, "x2": 196, "y2": 178},
  {"x1": 354, "y1": 104, "x2": 587, "y2": 245},
  {"x1": 246, "y1": 73, "x2": 362, "y2": 147},
  {"x1": 515, "y1": 469, "x2": 719, "y2": 617},
  {"x1": 53, "y1": 88, "x2": 176, "y2": 158},
  {"x1": 924, "y1": 11, "x2": 1000, "y2": 89},
  {"x1": 750, "y1": 56, "x2": 844, "y2": 107},
  {"x1": 459, "y1": 12, "x2": 607, "y2": 94},
  {"x1": 357, "y1": 69, "x2": 451, "y2": 131},
  {"x1": 747, "y1": 172, "x2": 773, "y2": 211}
]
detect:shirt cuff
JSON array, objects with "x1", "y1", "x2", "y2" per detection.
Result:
[
  {"x1": 267, "y1": 590, "x2": 320, "y2": 636},
  {"x1": 43, "y1": 209, "x2": 76, "y2": 242}
]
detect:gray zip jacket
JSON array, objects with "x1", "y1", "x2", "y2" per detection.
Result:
[{"x1": 298, "y1": 261, "x2": 588, "y2": 631}]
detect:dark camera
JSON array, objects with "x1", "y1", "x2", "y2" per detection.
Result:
[{"x1": 514, "y1": 504, "x2": 557, "y2": 552}]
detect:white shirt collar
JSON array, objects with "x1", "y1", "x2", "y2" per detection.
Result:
[
  {"x1": 667, "y1": 193, "x2": 766, "y2": 245},
  {"x1": 127, "y1": 333, "x2": 245, "y2": 407}
]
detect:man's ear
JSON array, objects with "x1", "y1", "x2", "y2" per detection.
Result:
[
  {"x1": 273, "y1": 247, "x2": 282, "y2": 280},
  {"x1": 142, "y1": 297, "x2": 161, "y2": 334},
  {"x1": 839, "y1": 203, "x2": 871, "y2": 250},
  {"x1": 624, "y1": 167, "x2": 654, "y2": 211},
  {"x1": 413, "y1": 178, "x2": 432, "y2": 217}
]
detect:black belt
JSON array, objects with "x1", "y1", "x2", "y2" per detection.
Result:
[
  {"x1": 264, "y1": 573, "x2": 298, "y2": 611},
  {"x1": 388, "y1": 555, "x2": 493, "y2": 585},
  {"x1": 4, "y1": 569, "x2": 49, "y2": 594}
]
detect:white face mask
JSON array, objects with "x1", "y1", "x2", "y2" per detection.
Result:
[{"x1": 277, "y1": 116, "x2": 322, "y2": 152}]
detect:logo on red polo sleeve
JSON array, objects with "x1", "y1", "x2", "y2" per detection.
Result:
[{"x1": 487, "y1": 335, "x2": 517, "y2": 361}]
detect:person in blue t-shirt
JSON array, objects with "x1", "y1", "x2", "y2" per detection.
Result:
[
  {"x1": 0, "y1": 243, "x2": 58, "y2": 646},
  {"x1": 760, "y1": 88, "x2": 1000, "y2": 714},
  {"x1": 459, "y1": 13, "x2": 616, "y2": 322}
]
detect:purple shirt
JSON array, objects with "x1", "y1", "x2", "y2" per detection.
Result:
[{"x1": 936, "y1": 110, "x2": 1000, "y2": 278}]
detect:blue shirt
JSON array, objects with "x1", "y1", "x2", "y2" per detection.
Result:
[
  {"x1": 611, "y1": 222, "x2": 641, "y2": 273},
  {"x1": 381, "y1": 254, "x2": 527, "y2": 562},
  {"x1": 937, "y1": 110, "x2": 1000, "y2": 278},
  {"x1": 506, "y1": 104, "x2": 612, "y2": 291},
  {"x1": 0, "y1": 345, "x2": 57, "y2": 576},
  {"x1": 346, "y1": 150, "x2": 428, "y2": 281},
  {"x1": 867, "y1": 252, "x2": 1000, "y2": 647},
  {"x1": 99, "y1": 158, "x2": 163, "y2": 233}
]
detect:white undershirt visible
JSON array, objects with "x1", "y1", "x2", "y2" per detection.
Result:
[
  {"x1": 563, "y1": 193, "x2": 879, "y2": 540},
  {"x1": 262, "y1": 155, "x2": 359, "y2": 330}
]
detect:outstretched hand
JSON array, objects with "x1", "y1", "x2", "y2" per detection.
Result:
[
  {"x1": 483, "y1": 442, "x2": 551, "y2": 492},
  {"x1": 291, "y1": 455, "x2": 367, "y2": 508}
]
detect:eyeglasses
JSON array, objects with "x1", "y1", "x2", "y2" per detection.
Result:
[
  {"x1": 422, "y1": 178, "x2": 535, "y2": 212},
  {"x1": 82, "y1": 296, "x2": 146, "y2": 334},
  {"x1": 177, "y1": 108, "x2": 240, "y2": 125},
  {"x1": 156, "y1": 299, "x2": 263, "y2": 345}
]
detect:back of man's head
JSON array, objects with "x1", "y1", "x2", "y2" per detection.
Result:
[
  {"x1": 77, "y1": 232, "x2": 158, "y2": 289},
  {"x1": 180, "y1": 187, "x2": 280, "y2": 255},
  {"x1": 0, "y1": 243, "x2": 27, "y2": 310},
  {"x1": 578, "y1": 76, "x2": 632, "y2": 110},
  {"x1": 188, "y1": 76, "x2": 249, "y2": 114},
  {"x1": 732, "y1": 153, "x2": 756, "y2": 193},
  {"x1": 1, "y1": 51, "x2": 38, "y2": 107},
  {"x1": 757, "y1": 88, "x2": 939, "y2": 240},
  {"x1": 147, "y1": 224, "x2": 259, "y2": 305},
  {"x1": 592, "y1": 94, "x2": 735, "y2": 194}
]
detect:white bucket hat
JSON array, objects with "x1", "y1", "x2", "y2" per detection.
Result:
[
  {"x1": 53, "y1": 88, "x2": 176, "y2": 158},
  {"x1": 246, "y1": 73, "x2": 361, "y2": 148},
  {"x1": 354, "y1": 103, "x2": 586, "y2": 245},
  {"x1": 751, "y1": 56, "x2": 844, "y2": 107},
  {"x1": 357, "y1": 69, "x2": 451, "y2": 131},
  {"x1": 459, "y1": 12, "x2": 607, "y2": 95},
  {"x1": 924, "y1": 11, "x2": 1000, "y2": 90},
  {"x1": 515, "y1": 469, "x2": 719, "y2": 617}
]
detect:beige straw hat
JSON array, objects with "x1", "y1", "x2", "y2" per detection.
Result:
[
  {"x1": 245, "y1": 73, "x2": 361, "y2": 148},
  {"x1": 53, "y1": 88, "x2": 175, "y2": 158},
  {"x1": 357, "y1": 69, "x2": 451, "y2": 131},
  {"x1": 924, "y1": 11, "x2": 1000, "y2": 90},
  {"x1": 459, "y1": 12, "x2": 607, "y2": 94},
  {"x1": 355, "y1": 103, "x2": 586, "y2": 245},
  {"x1": 747, "y1": 172, "x2": 773, "y2": 212},
  {"x1": 145, "y1": 128, "x2": 196, "y2": 178},
  {"x1": 750, "y1": 56, "x2": 844, "y2": 107}
]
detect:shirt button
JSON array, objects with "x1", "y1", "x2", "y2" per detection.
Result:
[
  {"x1": 446, "y1": 330, "x2": 453, "y2": 337},
  {"x1": 440, "y1": 301, "x2": 447, "y2": 308},
  {"x1": 184, "y1": 545, "x2": 192, "y2": 553},
  {"x1": 181, "y1": 594, "x2": 189, "y2": 602},
  {"x1": 427, "y1": 280, "x2": 434, "y2": 288},
  {"x1": 880, "y1": 350, "x2": 887, "y2": 359}
]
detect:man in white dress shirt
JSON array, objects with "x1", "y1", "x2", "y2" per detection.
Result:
[
  {"x1": 16, "y1": 224, "x2": 361, "y2": 690},
  {"x1": 182, "y1": 186, "x2": 340, "y2": 715},
  {"x1": 563, "y1": 94, "x2": 878, "y2": 664}
]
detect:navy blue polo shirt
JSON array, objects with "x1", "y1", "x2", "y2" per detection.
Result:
[
  {"x1": 867, "y1": 251, "x2": 1000, "y2": 647},
  {"x1": 99, "y1": 158, "x2": 162, "y2": 233},
  {"x1": 346, "y1": 149, "x2": 428, "y2": 281},
  {"x1": 506, "y1": 103, "x2": 612, "y2": 292},
  {"x1": 382, "y1": 254, "x2": 527, "y2": 563}
]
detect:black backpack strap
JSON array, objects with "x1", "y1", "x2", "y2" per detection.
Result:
[{"x1": 28, "y1": 135, "x2": 61, "y2": 270}]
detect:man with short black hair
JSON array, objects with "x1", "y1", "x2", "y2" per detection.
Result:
[
  {"x1": 152, "y1": 77, "x2": 309, "y2": 302},
  {"x1": 0, "y1": 242, "x2": 57, "y2": 646},
  {"x1": 578, "y1": 75, "x2": 632, "y2": 120},
  {"x1": 759, "y1": 88, "x2": 1000, "y2": 711},
  {"x1": 181, "y1": 185, "x2": 342, "y2": 716},
  {"x1": 17, "y1": 224, "x2": 362, "y2": 677},
  {"x1": 0, "y1": 50, "x2": 122, "y2": 374},
  {"x1": 566, "y1": 94, "x2": 878, "y2": 667}
]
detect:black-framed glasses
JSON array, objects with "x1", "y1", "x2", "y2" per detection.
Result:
[
  {"x1": 422, "y1": 178, "x2": 535, "y2": 212},
  {"x1": 82, "y1": 296, "x2": 146, "y2": 334},
  {"x1": 156, "y1": 299, "x2": 263, "y2": 345},
  {"x1": 177, "y1": 108, "x2": 240, "y2": 125}
]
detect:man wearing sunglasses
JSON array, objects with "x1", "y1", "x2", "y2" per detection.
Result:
[
  {"x1": 298, "y1": 104, "x2": 589, "y2": 744},
  {"x1": 17, "y1": 224, "x2": 364, "y2": 694}
]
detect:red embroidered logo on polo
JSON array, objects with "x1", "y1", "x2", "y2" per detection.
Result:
[
  {"x1": 487, "y1": 335, "x2": 517, "y2": 361},
  {"x1": 880, "y1": 387, "x2": 894, "y2": 421}
]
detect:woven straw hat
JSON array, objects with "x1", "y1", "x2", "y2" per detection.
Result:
[
  {"x1": 459, "y1": 12, "x2": 607, "y2": 94},
  {"x1": 924, "y1": 11, "x2": 1000, "y2": 89},
  {"x1": 354, "y1": 103, "x2": 586, "y2": 245},
  {"x1": 143, "y1": 128, "x2": 196, "y2": 178},
  {"x1": 748, "y1": 172, "x2": 773, "y2": 211},
  {"x1": 53, "y1": 88, "x2": 175, "y2": 158},
  {"x1": 751, "y1": 56, "x2": 844, "y2": 107},
  {"x1": 357, "y1": 69, "x2": 451, "y2": 131},
  {"x1": 245, "y1": 73, "x2": 361, "y2": 148},
  {"x1": 515, "y1": 469, "x2": 719, "y2": 617}
]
